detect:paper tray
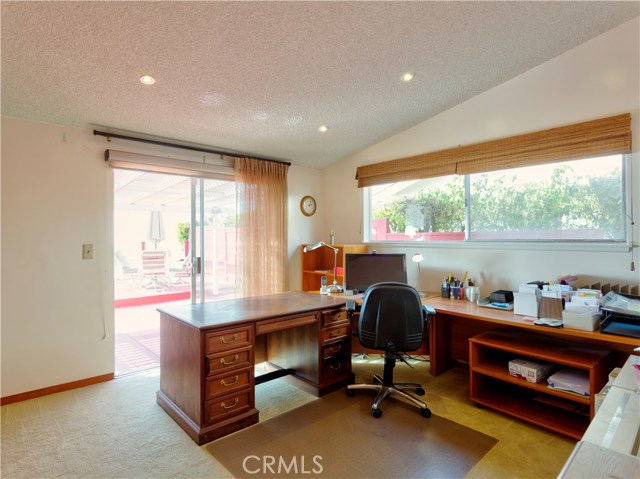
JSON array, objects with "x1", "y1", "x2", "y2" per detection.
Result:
[
  {"x1": 600, "y1": 310, "x2": 640, "y2": 339},
  {"x1": 477, "y1": 296, "x2": 514, "y2": 311}
]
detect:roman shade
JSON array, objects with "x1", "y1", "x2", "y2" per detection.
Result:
[
  {"x1": 356, "y1": 113, "x2": 631, "y2": 188},
  {"x1": 105, "y1": 149, "x2": 234, "y2": 180}
]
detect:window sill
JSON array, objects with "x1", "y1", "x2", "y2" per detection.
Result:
[{"x1": 365, "y1": 240, "x2": 633, "y2": 254}]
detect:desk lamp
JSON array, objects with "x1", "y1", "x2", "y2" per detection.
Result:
[
  {"x1": 412, "y1": 252, "x2": 424, "y2": 294},
  {"x1": 303, "y1": 242, "x2": 343, "y2": 293}
]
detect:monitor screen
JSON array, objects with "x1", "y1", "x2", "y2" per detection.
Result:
[{"x1": 345, "y1": 253, "x2": 407, "y2": 294}]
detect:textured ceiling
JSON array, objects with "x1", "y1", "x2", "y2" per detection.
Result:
[{"x1": 2, "y1": 1, "x2": 639, "y2": 169}]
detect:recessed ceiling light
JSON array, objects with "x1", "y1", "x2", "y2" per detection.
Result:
[
  {"x1": 201, "y1": 92, "x2": 226, "y2": 106},
  {"x1": 401, "y1": 72, "x2": 415, "y2": 82},
  {"x1": 140, "y1": 75, "x2": 156, "y2": 85},
  {"x1": 318, "y1": 125, "x2": 329, "y2": 132},
  {"x1": 285, "y1": 115, "x2": 303, "y2": 126}
]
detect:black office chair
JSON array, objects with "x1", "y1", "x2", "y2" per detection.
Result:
[{"x1": 347, "y1": 282, "x2": 432, "y2": 418}]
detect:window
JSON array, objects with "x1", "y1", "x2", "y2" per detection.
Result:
[
  {"x1": 367, "y1": 154, "x2": 626, "y2": 243},
  {"x1": 369, "y1": 175, "x2": 465, "y2": 241}
]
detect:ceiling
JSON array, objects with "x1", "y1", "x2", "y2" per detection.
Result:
[{"x1": 2, "y1": 2, "x2": 639, "y2": 170}]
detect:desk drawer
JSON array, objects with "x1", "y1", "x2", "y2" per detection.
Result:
[
  {"x1": 205, "y1": 325, "x2": 253, "y2": 354},
  {"x1": 205, "y1": 389, "x2": 253, "y2": 425},
  {"x1": 322, "y1": 325, "x2": 349, "y2": 343},
  {"x1": 322, "y1": 341, "x2": 349, "y2": 360},
  {"x1": 206, "y1": 345, "x2": 253, "y2": 376},
  {"x1": 322, "y1": 309, "x2": 349, "y2": 327},
  {"x1": 206, "y1": 367, "x2": 253, "y2": 400},
  {"x1": 322, "y1": 356, "x2": 351, "y2": 381}
]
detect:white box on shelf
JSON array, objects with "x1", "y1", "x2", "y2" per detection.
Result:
[
  {"x1": 508, "y1": 358, "x2": 556, "y2": 383},
  {"x1": 562, "y1": 311, "x2": 601, "y2": 332},
  {"x1": 514, "y1": 292, "x2": 539, "y2": 317}
]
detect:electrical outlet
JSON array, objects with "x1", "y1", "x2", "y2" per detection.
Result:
[{"x1": 82, "y1": 243, "x2": 94, "y2": 260}]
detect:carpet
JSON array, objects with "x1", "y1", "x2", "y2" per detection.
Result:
[{"x1": 206, "y1": 390, "x2": 498, "y2": 479}]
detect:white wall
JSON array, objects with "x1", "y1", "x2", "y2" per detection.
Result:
[
  {"x1": 1, "y1": 119, "x2": 113, "y2": 397},
  {"x1": 323, "y1": 17, "x2": 640, "y2": 295},
  {"x1": 0, "y1": 118, "x2": 326, "y2": 397}
]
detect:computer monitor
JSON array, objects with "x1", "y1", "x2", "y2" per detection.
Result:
[{"x1": 345, "y1": 253, "x2": 407, "y2": 294}]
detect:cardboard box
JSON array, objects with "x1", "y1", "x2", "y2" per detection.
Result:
[
  {"x1": 508, "y1": 358, "x2": 556, "y2": 383},
  {"x1": 562, "y1": 311, "x2": 601, "y2": 332}
]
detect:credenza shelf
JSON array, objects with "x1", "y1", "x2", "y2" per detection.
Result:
[
  {"x1": 471, "y1": 361, "x2": 591, "y2": 405},
  {"x1": 469, "y1": 329, "x2": 614, "y2": 440},
  {"x1": 471, "y1": 381, "x2": 591, "y2": 439}
]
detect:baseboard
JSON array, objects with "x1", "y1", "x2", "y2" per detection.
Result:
[{"x1": 0, "y1": 373, "x2": 114, "y2": 406}]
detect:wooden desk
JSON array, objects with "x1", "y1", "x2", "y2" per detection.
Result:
[
  {"x1": 425, "y1": 296, "x2": 639, "y2": 376},
  {"x1": 156, "y1": 292, "x2": 352, "y2": 445},
  {"x1": 426, "y1": 295, "x2": 638, "y2": 438}
]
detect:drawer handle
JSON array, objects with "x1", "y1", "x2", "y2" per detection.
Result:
[
  {"x1": 220, "y1": 354, "x2": 239, "y2": 365},
  {"x1": 328, "y1": 345, "x2": 342, "y2": 354},
  {"x1": 329, "y1": 329, "x2": 343, "y2": 337},
  {"x1": 221, "y1": 375, "x2": 239, "y2": 387},
  {"x1": 330, "y1": 362, "x2": 344, "y2": 371},
  {"x1": 219, "y1": 334, "x2": 239, "y2": 344},
  {"x1": 221, "y1": 398, "x2": 239, "y2": 409}
]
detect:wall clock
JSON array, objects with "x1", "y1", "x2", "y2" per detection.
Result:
[{"x1": 300, "y1": 195, "x2": 317, "y2": 216}]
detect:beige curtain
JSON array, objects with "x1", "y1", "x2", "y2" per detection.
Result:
[
  {"x1": 355, "y1": 113, "x2": 631, "y2": 187},
  {"x1": 235, "y1": 157, "x2": 289, "y2": 297}
]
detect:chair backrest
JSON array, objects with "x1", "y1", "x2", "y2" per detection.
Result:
[
  {"x1": 358, "y1": 282, "x2": 424, "y2": 351},
  {"x1": 141, "y1": 250, "x2": 166, "y2": 276}
]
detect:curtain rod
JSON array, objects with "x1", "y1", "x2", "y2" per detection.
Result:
[{"x1": 93, "y1": 129, "x2": 291, "y2": 166}]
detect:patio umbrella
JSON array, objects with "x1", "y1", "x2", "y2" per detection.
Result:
[{"x1": 148, "y1": 210, "x2": 165, "y2": 250}]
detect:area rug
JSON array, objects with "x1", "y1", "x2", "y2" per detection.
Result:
[{"x1": 206, "y1": 390, "x2": 498, "y2": 479}]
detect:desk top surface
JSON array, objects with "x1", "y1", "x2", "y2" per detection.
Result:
[
  {"x1": 424, "y1": 295, "x2": 640, "y2": 347},
  {"x1": 158, "y1": 291, "x2": 346, "y2": 330}
]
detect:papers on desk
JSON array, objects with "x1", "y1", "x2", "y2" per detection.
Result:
[{"x1": 600, "y1": 291, "x2": 640, "y2": 316}]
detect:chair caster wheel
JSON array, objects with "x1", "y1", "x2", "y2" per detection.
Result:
[
  {"x1": 346, "y1": 388, "x2": 355, "y2": 397},
  {"x1": 415, "y1": 387, "x2": 425, "y2": 396},
  {"x1": 372, "y1": 408, "x2": 382, "y2": 418},
  {"x1": 420, "y1": 407, "x2": 431, "y2": 418}
]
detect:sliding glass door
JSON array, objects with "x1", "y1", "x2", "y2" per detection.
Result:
[
  {"x1": 113, "y1": 170, "x2": 239, "y2": 375},
  {"x1": 189, "y1": 177, "x2": 239, "y2": 303}
]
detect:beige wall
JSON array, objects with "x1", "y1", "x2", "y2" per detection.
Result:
[{"x1": 323, "y1": 17, "x2": 640, "y2": 295}]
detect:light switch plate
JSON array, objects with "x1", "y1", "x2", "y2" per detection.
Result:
[{"x1": 82, "y1": 243, "x2": 94, "y2": 260}]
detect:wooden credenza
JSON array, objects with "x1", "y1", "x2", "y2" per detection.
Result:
[{"x1": 156, "y1": 292, "x2": 352, "y2": 445}]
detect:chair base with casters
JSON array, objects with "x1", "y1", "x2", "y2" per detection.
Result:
[{"x1": 347, "y1": 341, "x2": 431, "y2": 418}]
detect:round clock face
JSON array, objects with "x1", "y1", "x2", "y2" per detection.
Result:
[{"x1": 300, "y1": 195, "x2": 317, "y2": 216}]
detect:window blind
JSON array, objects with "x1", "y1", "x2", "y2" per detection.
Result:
[
  {"x1": 104, "y1": 149, "x2": 235, "y2": 180},
  {"x1": 356, "y1": 113, "x2": 631, "y2": 187}
]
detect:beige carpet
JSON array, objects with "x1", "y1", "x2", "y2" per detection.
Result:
[
  {"x1": 206, "y1": 390, "x2": 497, "y2": 479},
  {"x1": 1, "y1": 359, "x2": 576, "y2": 479}
]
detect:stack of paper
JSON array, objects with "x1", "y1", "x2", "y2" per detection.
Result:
[{"x1": 547, "y1": 368, "x2": 590, "y2": 396}]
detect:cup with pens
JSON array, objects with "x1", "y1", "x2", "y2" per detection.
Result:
[{"x1": 442, "y1": 272, "x2": 478, "y2": 301}]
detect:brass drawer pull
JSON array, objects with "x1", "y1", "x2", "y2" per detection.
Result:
[
  {"x1": 330, "y1": 362, "x2": 344, "y2": 371},
  {"x1": 220, "y1": 354, "x2": 239, "y2": 365},
  {"x1": 221, "y1": 398, "x2": 239, "y2": 409},
  {"x1": 221, "y1": 375, "x2": 239, "y2": 387},
  {"x1": 219, "y1": 334, "x2": 238, "y2": 344},
  {"x1": 329, "y1": 329, "x2": 344, "y2": 337},
  {"x1": 328, "y1": 345, "x2": 342, "y2": 354}
]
